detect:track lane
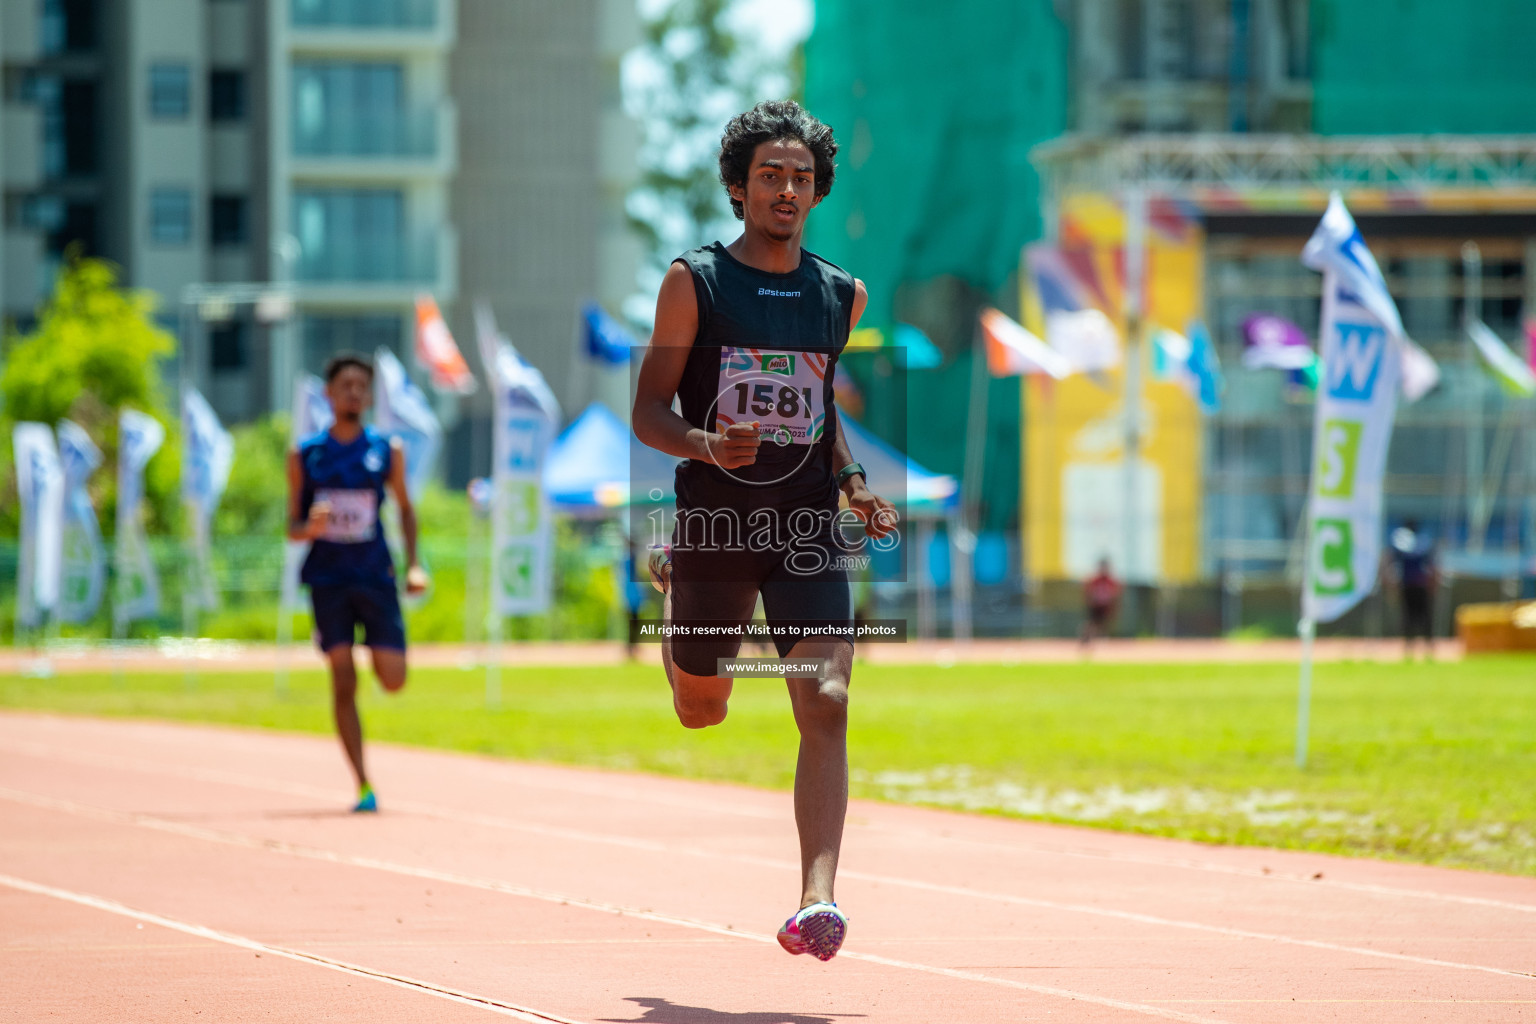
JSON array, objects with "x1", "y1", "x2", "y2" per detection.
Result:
[{"x1": 3, "y1": 713, "x2": 1533, "y2": 1023}]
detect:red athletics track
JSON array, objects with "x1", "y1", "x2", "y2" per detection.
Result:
[{"x1": 1, "y1": 711, "x2": 1531, "y2": 1023}]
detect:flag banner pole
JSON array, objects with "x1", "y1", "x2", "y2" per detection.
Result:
[
  {"x1": 1295, "y1": 616, "x2": 1316, "y2": 768},
  {"x1": 1122, "y1": 187, "x2": 1147, "y2": 621},
  {"x1": 1462, "y1": 243, "x2": 1484, "y2": 555},
  {"x1": 182, "y1": 513, "x2": 197, "y2": 691}
]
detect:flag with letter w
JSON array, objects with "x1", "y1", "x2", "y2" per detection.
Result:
[{"x1": 1299, "y1": 193, "x2": 1403, "y2": 624}]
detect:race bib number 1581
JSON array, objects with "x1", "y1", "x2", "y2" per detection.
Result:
[{"x1": 715, "y1": 347, "x2": 828, "y2": 446}]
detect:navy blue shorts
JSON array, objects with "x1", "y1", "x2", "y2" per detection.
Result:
[{"x1": 310, "y1": 583, "x2": 406, "y2": 653}]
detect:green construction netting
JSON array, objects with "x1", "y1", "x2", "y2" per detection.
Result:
[
  {"x1": 802, "y1": 0, "x2": 1067, "y2": 532},
  {"x1": 1312, "y1": 0, "x2": 1536, "y2": 133}
]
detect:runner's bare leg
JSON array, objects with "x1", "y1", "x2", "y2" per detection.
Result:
[
  {"x1": 785, "y1": 639, "x2": 853, "y2": 908},
  {"x1": 658, "y1": 560, "x2": 733, "y2": 728},
  {"x1": 327, "y1": 645, "x2": 368, "y2": 788}
]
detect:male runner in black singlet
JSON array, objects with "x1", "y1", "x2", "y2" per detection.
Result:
[{"x1": 633, "y1": 101, "x2": 896, "y2": 962}]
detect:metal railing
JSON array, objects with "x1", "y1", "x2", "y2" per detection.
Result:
[
  {"x1": 294, "y1": 229, "x2": 441, "y2": 285},
  {"x1": 292, "y1": 106, "x2": 443, "y2": 159},
  {"x1": 290, "y1": 0, "x2": 438, "y2": 30}
]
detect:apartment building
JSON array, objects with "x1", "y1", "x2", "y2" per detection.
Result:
[{"x1": 2, "y1": 0, "x2": 639, "y2": 443}]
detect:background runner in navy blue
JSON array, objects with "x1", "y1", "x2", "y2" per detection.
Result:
[
  {"x1": 297, "y1": 426, "x2": 397, "y2": 587},
  {"x1": 671, "y1": 241, "x2": 855, "y2": 517}
]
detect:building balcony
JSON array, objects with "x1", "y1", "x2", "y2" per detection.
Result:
[
  {"x1": 3, "y1": 229, "x2": 45, "y2": 315},
  {"x1": 289, "y1": 102, "x2": 456, "y2": 179},
  {"x1": 293, "y1": 224, "x2": 456, "y2": 304},
  {"x1": 1, "y1": 0, "x2": 39, "y2": 62},
  {"x1": 2, "y1": 104, "x2": 42, "y2": 189},
  {"x1": 287, "y1": 0, "x2": 453, "y2": 52}
]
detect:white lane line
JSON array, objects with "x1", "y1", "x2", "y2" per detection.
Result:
[
  {"x1": 0, "y1": 789, "x2": 1231, "y2": 1024},
  {"x1": 6, "y1": 789, "x2": 1535, "y2": 1008},
  {"x1": 5, "y1": 731, "x2": 1534, "y2": 918},
  {"x1": 0, "y1": 872, "x2": 587, "y2": 1024}
]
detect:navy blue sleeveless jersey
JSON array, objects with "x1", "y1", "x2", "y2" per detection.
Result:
[
  {"x1": 672, "y1": 242, "x2": 854, "y2": 515},
  {"x1": 298, "y1": 427, "x2": 397, "y2": 587}
]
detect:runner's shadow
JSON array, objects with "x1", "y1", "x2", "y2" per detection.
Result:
[{"x1": 601, "y1": 997, "x2": 864, "y2": 1024}]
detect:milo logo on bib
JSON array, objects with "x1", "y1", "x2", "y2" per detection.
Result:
[{"x1": 716, "y1": 347, "x2": 828, "y2": 447}]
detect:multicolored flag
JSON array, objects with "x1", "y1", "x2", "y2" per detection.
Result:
[
  {"x1": 980, "y1": 307, "x2": 1070, "y2": 378},
  {"x1": 55, "y1": 420, "x2": 105, "y2": 623},
  {"x1": 373, "y1": 347, "x2": 443, "y2": 499},
  {"x1": 1398, "y1": 337, "x2": 1441, "y2": 403},
  {"x1": 115, "y1": 409, "x2": 166, "y2": 629},
  {"x1": 414, "y1": 294, "x2": 477, "y2": 395},
  {"x1": 13, "y1": 423, "x2": 65, "y2": 629},
  {"x1": 1045, "y1": 308, "x2": 1120, "y2": 373},
  {"x1": 582, "y1": 302, "x2": 638, "y2": 365},
  {"x1": 1300, "y1": 193, "x2": 1403, "y2": 624},
  {"x1": 280, "y1": 375, "x2": 334, "y2": 614},
  {"x1": 1242, "y1": 313, "x2": 1317, "y2": 371},
  {"x1": 892, "y1": 323, "x2": 943, "y2": 369},
  {"x1": 1151, "y1": 322, "x2": 1222, "y2": 414},
  {"x1": 1025, "y1": 243, "x2": 1097, "y2": 315},
  {"x1": 487, "y1": 340, "x2": 559, "y2": 616},
  {"x1": 1468, "y1": 319, "x2": 1536, "y2": 396},
  {"x1": 182, "y1": 388, "x2": 235, "y2": 611},
  {"x1": 292, "y1": 374, "x2": 333, "y2": 441},
  {"x1": 475, "y1": 301, "x2": 561, "y2": 423},
  {"x1": 182, "y1": 389, "x2": 234, "y2": 522}
]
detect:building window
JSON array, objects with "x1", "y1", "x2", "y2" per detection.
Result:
[
  {"x1": 149, "y1": 63, "x2": 191, "y2": 119},
  {"x1": 292, "y1": 188, "x2": 406, "y2": 281},
  {"x1": 209, "y1": 194, "x2": 248, "y2": 246},
  {"x1": 291, "y1": 61, "x2": 405, "y2": 156},
  {"x1": 302, "y1": 314, "x2": 403, "y2": 374},
  {"x1": 210, "y1": 321, "x2": 248, "y2": 372},
  {"x1": 150, "y1": 188, "x2": 192, "y2": 244},
  {"x1": 208, "y1": 70, "x2": 246, "y2": 122},
  {"x1": 209, "y1": 321, "x2": 248, "y2": 372}
]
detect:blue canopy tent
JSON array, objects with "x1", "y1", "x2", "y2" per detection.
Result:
[
  {"x1": 546, "y1": 403, "x2": 958, "y2": 516},
  {"x1": 543, "y1": 402, "x2": 678, "y2": 516},
  {"x1": 835, "y1": 412, "x2": 958, "y2": 518}
]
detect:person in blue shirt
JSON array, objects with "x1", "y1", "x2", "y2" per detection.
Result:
[{"x1": 286, "y1": 352, "x2": 429, "y2": 811}]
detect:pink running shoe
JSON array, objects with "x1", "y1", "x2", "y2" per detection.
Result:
[
  {"x1": 647, "y1": 544, "x2": 672, "y2": 594},
  {"x1": 776, "y1": 902, "x2": 848, "y2": 962}
]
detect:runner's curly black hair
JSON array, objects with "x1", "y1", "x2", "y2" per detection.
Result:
[{"x1": 718, "y1": 100, "x2": 837, "y2": 221}]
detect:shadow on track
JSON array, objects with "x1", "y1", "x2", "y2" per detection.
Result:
[{"x1": 602, "y1": 996, "x2": 865, "y2": 1024}]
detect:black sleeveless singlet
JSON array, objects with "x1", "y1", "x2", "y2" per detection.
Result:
[{"x1": 672, "y1": 241, "x2": 855, "y2": 516}]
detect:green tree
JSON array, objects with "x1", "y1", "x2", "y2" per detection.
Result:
[
  {"x1": 215, "y1": 414, "x2": 292, "y2": 539},
  {"x1": 0, "y1": 253, "x2": 179, "y2": 537},
  {"x1": 624, "y1": 0, "x2": 801, "y2": 311}
]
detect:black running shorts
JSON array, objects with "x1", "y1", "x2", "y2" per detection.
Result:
[{"x1": 667, "y1": 524, "x2": 853, "y2": 677}]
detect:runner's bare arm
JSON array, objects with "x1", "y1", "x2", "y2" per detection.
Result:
[
  {"x1": 386, "y1": 439, "x2": 428, "y2": 593},
  {"x1": 286, "y1": 448, "x2": 327, "y2": 541},
  {"x1": 831, "y1": 279, "x2": 896, "y2": 538},
  {"x1": 633, "y1": 260, "x2": 760, "y2": 469}
]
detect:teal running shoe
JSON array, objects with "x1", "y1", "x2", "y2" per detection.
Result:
[{"x1": 352, "y1": 784, "x2": 377, "y2": 813}]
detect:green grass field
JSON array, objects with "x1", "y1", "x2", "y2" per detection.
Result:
[{"x1": 3, "y1": 656, "x2": 1533, "y2": 876}]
